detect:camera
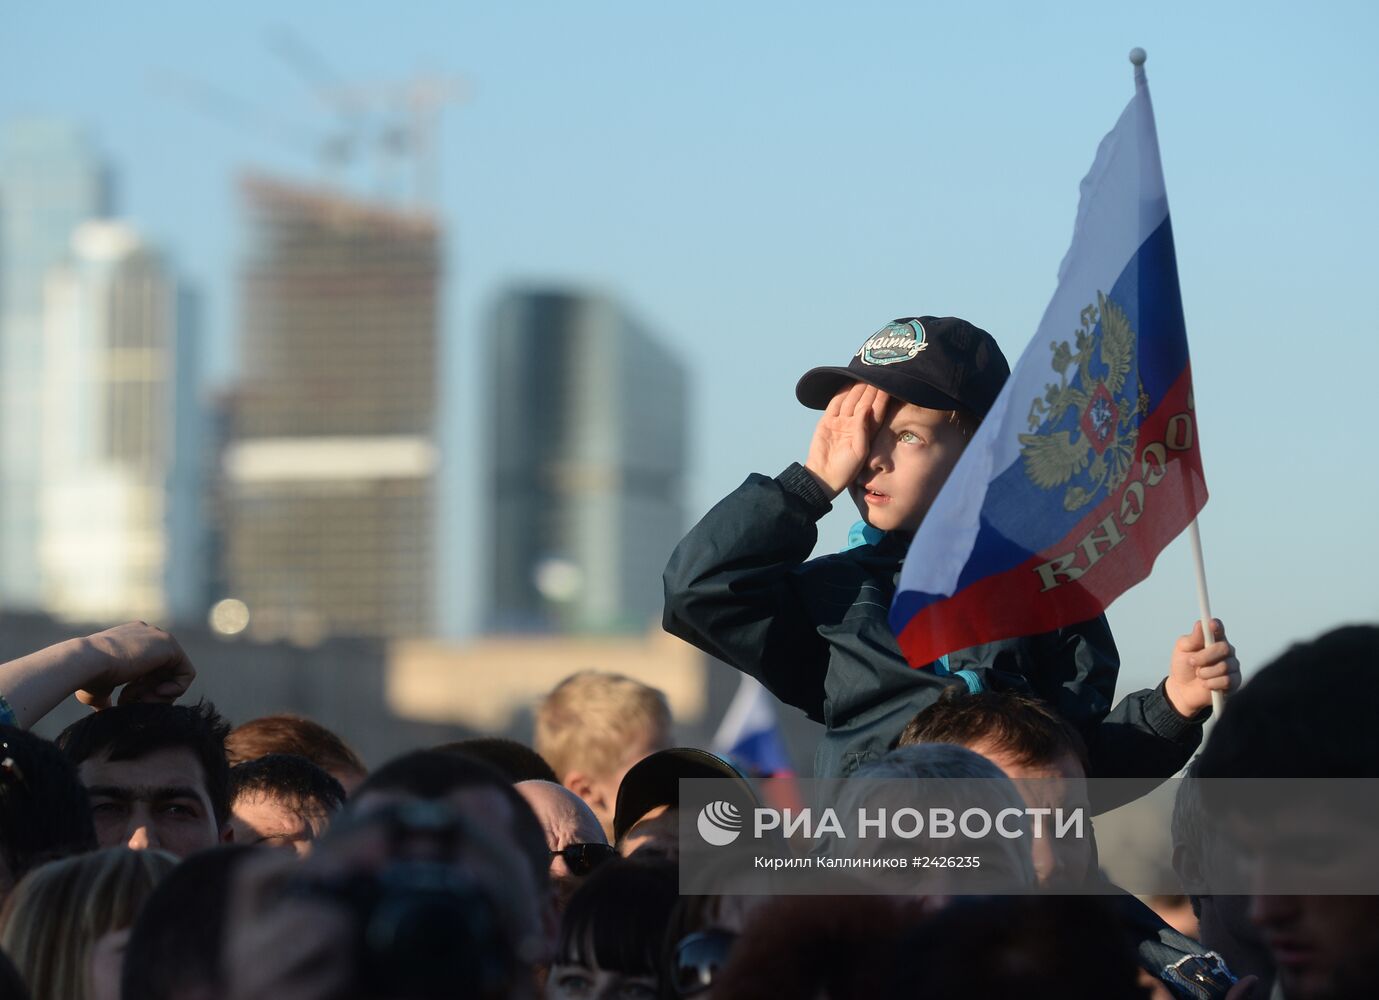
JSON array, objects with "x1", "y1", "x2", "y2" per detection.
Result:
[
  {"x1": 303, "y1": 861, "x2": 513, "y2": 999},
  {"x1": 307, "y1": 860, "x2": 512, "y2": 998}
]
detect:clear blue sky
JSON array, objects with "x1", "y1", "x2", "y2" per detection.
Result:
[{"x1": 4, "y1": 2, "x2": 1376, "y2": 694}]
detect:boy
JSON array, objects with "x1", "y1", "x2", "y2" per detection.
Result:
[{"x1": 664, "y1": 316, "x2": 1236, "y2": 779}]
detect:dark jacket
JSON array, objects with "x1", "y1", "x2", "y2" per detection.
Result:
[
  {"x1": 1113, "y1": 893, "x2": 1239, "y2": 1000},
  {"x1": 663, "y1": 466, "x2": 1205, "y2": 786}
]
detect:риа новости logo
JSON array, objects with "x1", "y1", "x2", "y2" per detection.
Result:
[{"x1": 697, "y1": 801, "x2": 743, "y2": 846}]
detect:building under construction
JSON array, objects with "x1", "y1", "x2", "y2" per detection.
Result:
[{"x1": 221, "y1": 174, "x2": 440, "y2": 641}]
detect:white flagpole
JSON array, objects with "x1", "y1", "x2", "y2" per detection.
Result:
[
  {"x1": 1130, "y1": 48, "x2": 1225, "y2": 718},
  {"x1": 1187, "y1": 519, "x2": 1225, "y2": 716}
]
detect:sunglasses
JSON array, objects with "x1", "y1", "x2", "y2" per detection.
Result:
[
  {"x1": 550, "y1": 842, "x2": 617, "y2": 876},
  {"x1": 672, "y1": 929, "x2": 738, "y2": 997}
]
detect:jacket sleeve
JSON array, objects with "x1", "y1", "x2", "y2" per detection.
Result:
[
  {"x1": 953, "y1": 617, "x2": 1203, "y2": 808},
  {"x1": 662, "y1": 466, "x2": 833, "y2": 721},
  {"x1": 1085, "y1": 680, "x2": 1206, "y2": 813}
]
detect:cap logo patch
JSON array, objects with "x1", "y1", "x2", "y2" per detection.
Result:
[{"x1": 857, "y1": 320, "x2": 927, "y2": 366}]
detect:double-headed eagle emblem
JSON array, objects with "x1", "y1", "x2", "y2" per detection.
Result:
[{"x1": 1019, "y1": 292, "x2": 1149, "y2": 511}]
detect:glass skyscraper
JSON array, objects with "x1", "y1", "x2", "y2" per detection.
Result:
[
  {"x1": 486, "y1": 289, "x2": 687, "y2": 634},
  {"x1": 38, "y1": 220, "x2": 204, "y2": 624},
  {"x1": 0, "y1": 121, "x2": 109, "y2": 610}
]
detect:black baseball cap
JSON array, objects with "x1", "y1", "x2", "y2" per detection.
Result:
[
  {"x1": 612, "y1": 747, "x2": 757, "y2": 843},
  {"x1": 795, "y1": 316, "x2": 1010, "y2": 418}
]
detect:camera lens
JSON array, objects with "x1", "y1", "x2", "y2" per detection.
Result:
[{"x1": 360, "y1": 863, "x2": 508, "y2": 999}]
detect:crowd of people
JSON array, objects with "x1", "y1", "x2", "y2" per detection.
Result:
[
  {"x1": 0, "y1": 315, "x2": 1372, "y2": 999},
  {"x1": 0, "y1": 614, "x2": 1373, "y2": 999}
]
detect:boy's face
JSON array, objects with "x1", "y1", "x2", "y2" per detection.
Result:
[{"x1": 849, "y1": 397, "x2": 969, "y2": 533}]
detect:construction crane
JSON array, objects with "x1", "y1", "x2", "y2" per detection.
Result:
[
  {"x1": 153, "y1": 26, "x2": 467, "y2": 209},
  {"x1": 265, "y1": 25, "x2": 467, "y2": 207}
]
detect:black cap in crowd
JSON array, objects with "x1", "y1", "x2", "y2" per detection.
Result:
[
  {"x1": 796, "y1": 316, "x2": 1010, "y2": 419},
  {"x1": 613, "y1": 747, "x2": 757, "y2": 843}
]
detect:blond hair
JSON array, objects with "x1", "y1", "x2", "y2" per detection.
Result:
[
  {"x1": 535, "y1": 671, "x2": 671, "y2": 780},
  {"x1": 0, "y1": 847, "x2": 177, "y2": 1000}
]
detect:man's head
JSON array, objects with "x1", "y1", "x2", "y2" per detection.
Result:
[
  {"x1": 436, "y1": 738, "x2": 558, "y2": 783},
  {"x1": 612, "y1": 748, "x2": 757, "y2": 862},
  {"x1": 222, "y1": 803, "x2": 544, "y2": 1000},
  {"x1": 849, "y1": 743, "x2": 1037, "y2": 891},
  {"x1": 57, "y1": 701, "x2": 232, "y2": 858},
  {"x1": 121, "y1": 844, "x2": 257, "y2": 1000},
  {"x1": 897, "y1": 690, "x2": 1090, "y2": 775},
  {"x1": 0, "y1": 725, "x2": 98, "y2": 904},
  {"x1": 1196, "y1": 625, "x2": 1379, "y2": 1000},
  {"x1": 351, "y1": 749, "x2": 551, "y2": 900},
  {"x1": 897, "y1": 692, "x2": 1092, "y2": 886},
  {"x1": 228, "y1": 754, "x2": 346, "y2": 856},
  {"x1": 535, "y1": 672, "x2": 672, "y2": 840},
  {"x1": 226, "y1": 714, "x2": 367, "y2": 795},
  {"x1": 516, "y1": 780, "x2": 613, "y2": 910},
  {"x1": 796, "y1": 317, "x2": 1008, "y2": 532},
  {"x1": 1171, "y1": 760, "x2": 1273, "y2": 984}
]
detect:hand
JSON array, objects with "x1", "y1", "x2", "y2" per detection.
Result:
[
  {"x1": 75, "y1": 622, "x2": 196, "y2": 710},
  {"x1": 1165, "y1": 619, "x2": 1241, "y2": 718},
  {"x1": 804, "y1": 383, "x2": 889, "y2": 496}
]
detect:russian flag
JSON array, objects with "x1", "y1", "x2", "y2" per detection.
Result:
[
  {"x1": 712, "y1": 675, "x2": 795, "y2": 778},
  {"x1": 891, "y1": 56, "x2": 1208, "y2": 668}
]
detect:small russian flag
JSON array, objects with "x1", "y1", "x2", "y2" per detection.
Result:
[{"x1": 712, "y1": 674, "x2": 794, "y2": 778}]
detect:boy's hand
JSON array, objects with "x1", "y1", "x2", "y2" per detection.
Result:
[
  {"x1": 1165, "y1": 619, "x2": 1241, "y2": 718},
  {"x1": 805, "y1": 383, "x2": 889, "y2": 497}
]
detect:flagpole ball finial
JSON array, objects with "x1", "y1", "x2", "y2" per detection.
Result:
[{"x1": 1129, "y1": 47, "x2": 1147, "y2": 66}]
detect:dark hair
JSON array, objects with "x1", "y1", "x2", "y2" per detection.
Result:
[
  {"x1": 0, "y1": 725, "x2": 98, "y2": 890},
  {"x1": 355, "y1": 749, "x2": 549, "y2": 892},
  {"x1": 56, "y1": 701, "x2": 233, "y2": 828},
  {"x1": 226, "y1": 714, "x2": 366, "y2": 782},
  {"x1": 557, "y1": 858, "x2": 677, "y2": 980},
  {"x1": 879, "y1": 896, "x2": 1144, "y2": 1000},
  {"x1": 0, "y1": 947, "x2": 27, "y2": 1000},
  {"x1": 435, "y1": 738, "x2": 558, "y2": 783},
  {"x1": 120, "y1": 845, "x2": 256, "y2": 1000},
  {"x1": 896, "y1": 690, "x2": 1090, "y2": 773},
  {"x1": 1197, "y1": 625, "x2": 1379, "y2": 779},
  {"x1": 229, "y1": 753, "x2": 346, "y2": 816},
  {"x1": 712, "y1": 896, "x2": 929, "y2": 1000}
]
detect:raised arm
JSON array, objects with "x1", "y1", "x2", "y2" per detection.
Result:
[
  {"x1": 663, "y1": 385, "x2": 887, "y2": 719},
  {"x1": 662, "y1": 467, "x2": 834, "y2": 719},
  {"x1": 0, "y1": 622, "x2": 195, "y2": 729}
]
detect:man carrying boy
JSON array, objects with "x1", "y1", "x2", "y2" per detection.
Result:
[{"x1": 664, "y1": 316, "x2": 1236, "y2": 779}]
